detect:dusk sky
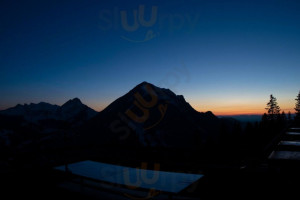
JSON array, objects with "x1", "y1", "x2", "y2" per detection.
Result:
[{"x1": 1, "y1": 0, "x2": 300, "y2": 115}]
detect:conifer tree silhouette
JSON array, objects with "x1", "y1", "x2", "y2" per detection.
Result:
[
  {"x1": 295, "y1": 91, "x2": 300, "y2": 121},
  {"x1": 288, "y1": 111, "x2": 292, "y2": 121},
  {"x1": 265, "y1": 94, "x2": 280, "y2": 120}
]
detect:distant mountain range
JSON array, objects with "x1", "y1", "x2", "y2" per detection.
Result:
[
  {"x1": 219, "y1": 115, "x2": 263, "y2": 123},
  {"x1": 0, "y1": 98, "x2": 98, "y2": 151},
  {"x1": 0, "y1": 98, "x2": 97, "y2": 124},
  {"x1": 220, "y1": 113, "x2": 296, "y2": 124}
]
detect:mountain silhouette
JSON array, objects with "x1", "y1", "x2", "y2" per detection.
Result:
[
  {"x1": 80, "y1": 82, "x2": 230, "y2": 148},
  {"x1": 0, "y1": 98, "x2": 97, "y2": 124},
  {"x1": 0, "y1": 82, "x2": 239, "y2": 168},
  {"x1": 57, "y1": 98, "x2": 98, "y2": 123},
  {"x1": 0, "y1": 98, "x2": 98, "y2": 152}
]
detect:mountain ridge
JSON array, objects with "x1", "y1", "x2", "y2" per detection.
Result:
[
  {"x1": 80, "y1": 81, "x2": 233, "y2": 148},
  {"x1": 0, "y1": 82, "x2": 239, "y2": 166},
  {"x1": 0, "y1": 98, "x2": 98, "y2": 123}
]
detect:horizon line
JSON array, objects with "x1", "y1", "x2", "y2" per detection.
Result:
[{"x1": 1, "y1": 104, "x2": 295, "y2": 117}]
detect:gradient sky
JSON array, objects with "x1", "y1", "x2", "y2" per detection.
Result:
[{"x1": 1, "y1": 0, "x2": 300, "y2": 115}]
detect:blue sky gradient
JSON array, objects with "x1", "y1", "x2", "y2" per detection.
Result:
[{"x1": 1, "y1": 0, "x2": 300, "y2": 114}]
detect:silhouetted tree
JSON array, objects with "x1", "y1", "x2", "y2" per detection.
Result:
[
  {"x1": 281, "y1": 111, "x2": 286, "y2": 120},
  {"x1": 288, "y1": 111, "x2": 292, "y2": 121},
  {"x1": 295, "y1": 91, "x2": 300, "y2": 121},
  {"x1": 280, "y1": 111, "x2": 287, "y2": 126},
  {"x1": 265, "y1": 94, "x2": 281, "y2": 120},
  {"x1": 261, "y1": 113, "x2": 268, "y2": 123}
]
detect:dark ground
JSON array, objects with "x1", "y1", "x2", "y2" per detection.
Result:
[{"x1": 1, "y1": 160, "x2": 300, "y2": 200}]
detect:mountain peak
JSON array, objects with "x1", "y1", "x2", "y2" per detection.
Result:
[
  {"x1": 134, "y1": 81, "x2": 153, "y2": 90},
  {"x1": 63, "y1": 98, "x2": 83, "y2": 106},
  {"x1": 71, "y1": 97, "x2": 82, "y2": 103},
  {"x1": 84, "y1": 81, "x2": 222, "y2": 148},
  {"x1": 139, "y1": 81, "x2": 151, "y2": 85},
  {"x1": 0, "y1": 98, "x2": 97, "y2": 125}
]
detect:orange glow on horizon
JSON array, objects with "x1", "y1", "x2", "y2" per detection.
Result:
[
  {"x1": 197, "y1": 109, "x2": 266, "y2": 116},
  {"x1": 192, "y1": 104, "x2": 295, "y2": 116},
  {"x1": 186, "y1": 92, "x2": 297, "y2": 116},
  {"x1": 92, "y1": 104, "x2": 295, "y2": 116},
  {"x1": 90, "y1": 98, "x2": 296, "y2": 116}
]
